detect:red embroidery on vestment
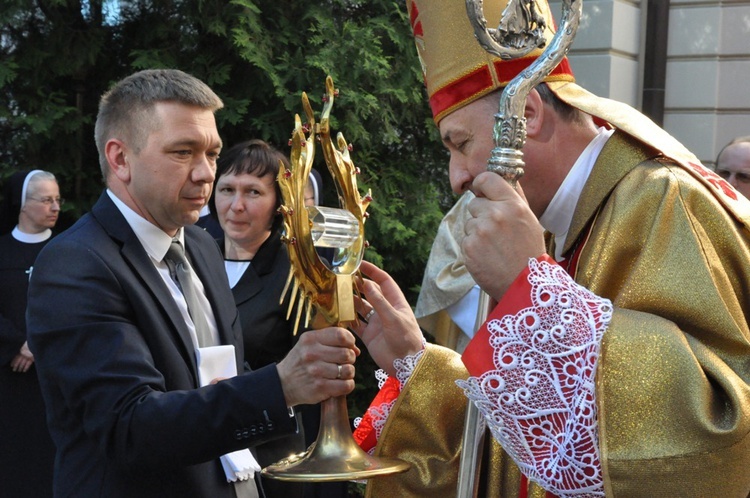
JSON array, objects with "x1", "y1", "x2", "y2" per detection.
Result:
[{"x1": 687, "y1": 161, "x2": 738, "y2": 201}]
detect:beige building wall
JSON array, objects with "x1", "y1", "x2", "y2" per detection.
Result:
[{"x1": 550, "y1": 0, "x2": 750, "y2": 167}]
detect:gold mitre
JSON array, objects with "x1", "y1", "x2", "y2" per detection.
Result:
[
  {"x1": 407, "y1": 0, "x2": 750, "y2": 226},
  {"x1": 407, "y1": 0, "x2": 574, "y2": 125},
  {"x1": 407, "y1": 0, "x2": 698, "y2": 175}
]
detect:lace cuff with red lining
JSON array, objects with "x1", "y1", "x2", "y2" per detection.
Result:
[
  {"x1": 353, "y1": 348, "x2": 424, "y2": 453},
  {"x1": 459, "y1": 255, "x2": 610, "y2": 497}
]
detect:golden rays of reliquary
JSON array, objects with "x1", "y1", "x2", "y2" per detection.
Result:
[{"x1": 278, "y1": 76, "x2": 372, "y2": 332}]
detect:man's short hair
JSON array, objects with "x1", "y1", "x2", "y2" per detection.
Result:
[{"x1": 94, "y1": 69, "x2": 224, "y2": 181}]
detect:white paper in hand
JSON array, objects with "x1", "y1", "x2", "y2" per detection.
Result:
[{"x1": 195, "y1": 345, "x2": 262, "y2": 482}]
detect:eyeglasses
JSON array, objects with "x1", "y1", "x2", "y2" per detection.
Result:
[{"x1": 28, "y1": 196, "x2": 65, "y2": 206}]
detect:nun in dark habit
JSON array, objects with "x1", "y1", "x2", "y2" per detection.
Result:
[{"x1": 0, "y1": 169, "x2": 61, "y2": 497}]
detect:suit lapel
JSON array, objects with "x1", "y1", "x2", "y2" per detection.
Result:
[
  {"x1": 231, "y1": 265, "x2": 263, "y2": 306},
  {"x1": 91, "y1": 193, "x2": 199, "y2": 378}
]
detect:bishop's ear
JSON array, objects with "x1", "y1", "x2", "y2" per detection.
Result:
[{"x1": 524, "y1": 88, "x2": 545, "y2": 138}]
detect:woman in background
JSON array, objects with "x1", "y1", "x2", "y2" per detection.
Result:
[
  {"x1": 0, "y1": 169, "x2": 61, "y2": 497},
  {"x1": 209, "y1": 139, "x2": 306, "y2": 497}
]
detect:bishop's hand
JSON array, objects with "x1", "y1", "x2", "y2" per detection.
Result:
[
  {"x1": 465, "y1": 171, "x2": 546, "y2": 301},
  {"x1": 350, "y1": 261, "x2": 424, "y2": 377}
]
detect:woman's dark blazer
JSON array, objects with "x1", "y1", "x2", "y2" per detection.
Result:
[{"x1": 223, "y1": 229, "x2": 298, "y2": 371}]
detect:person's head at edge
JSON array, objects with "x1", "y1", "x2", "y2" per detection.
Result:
[
  {"x1": 18, "y1": 170, "x2": 61, "y2": 234},
  {"x1": 715, "y1": 136, "x2": 750, "y2": 199},
  {"x1": 94, "y1": 69, "x2": 224, "y2": 237},
  {"x1": 209, "y1": 139, "x2": 287, "y2": 259},
  {"x1": 1, "y1": 170, "x2": 61, "y2": 235}
]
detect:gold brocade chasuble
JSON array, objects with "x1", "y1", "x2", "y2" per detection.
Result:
[{"x1": 366, "y1": 132, "x2": 750, "y2": 497}]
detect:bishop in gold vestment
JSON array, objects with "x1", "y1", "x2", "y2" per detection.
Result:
[
  {"x1": 350, "y1": 0, "x2": 750, "y2": 497},
  {"x1": 364, "y1": 131, "x2": 750, "y2": 498}
]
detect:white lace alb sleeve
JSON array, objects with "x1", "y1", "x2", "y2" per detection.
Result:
[{"x1": 457, "y1": 258, "x2": 611, "y2": 497}]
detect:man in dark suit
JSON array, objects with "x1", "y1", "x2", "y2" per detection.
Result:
[{"x1": 26, "y1": 69, "x2": 359, "y2": 498}]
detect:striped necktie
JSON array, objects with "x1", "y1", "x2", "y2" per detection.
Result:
[{"x1": 164, "y1": 238, "x2": 212, "y2": 347}]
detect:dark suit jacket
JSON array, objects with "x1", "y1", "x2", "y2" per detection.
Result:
[{"x1": 26, "y1": 193, "x2": 296, "y2": 498}]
